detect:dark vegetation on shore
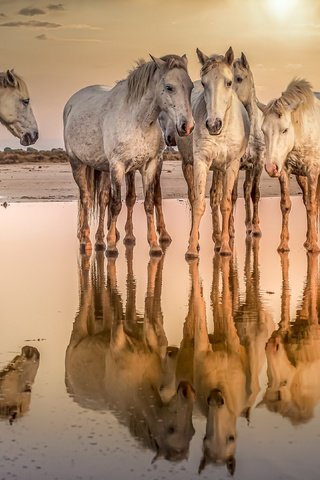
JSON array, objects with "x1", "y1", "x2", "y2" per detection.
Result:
[{"x1": 0, "y1": 147, "x2": 181, "y2": 164}]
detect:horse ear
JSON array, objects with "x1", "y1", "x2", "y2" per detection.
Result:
[
  {"x1": 257, "y1": 101, "x2": 267, "y2": 114},
  {"x1": 149, "y1": 55, "x2": 166, "y2": 69},
  {"x1": 226, "y1": 456, "x2": 236, "y2": 476},
  {"x1": 198, "y1": 454, "x2": 207, "y2": 474},
  {"x1": 241, "y1": 52, "x2": 249, "y2": 69},
  {"x1": 181, "y1": 54, "x2": 188, "y2": 67},
  {"x1": 225, "y1": 46, "x2": 234, "y2": 66},
  {"x1": 5, "y1": 69, "x2": 17, "y2": 88},
  {"x1": 196, "y1": 48, "x2": 209, "y2": 66}
]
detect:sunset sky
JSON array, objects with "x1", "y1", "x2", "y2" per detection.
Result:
[{"x1": 1, "y1": 0, "x2": 320, "y2": 149}]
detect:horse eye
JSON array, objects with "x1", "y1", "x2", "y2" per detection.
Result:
[
  {"x1": 165, "y1": 85, "x2": 174, "y2": 92},
  {"x1": 226, "y1": 80, "x2": 232, "y2": 87},
  {"x1": 22, "y1": 98, "x2": 30, "y2": 106},
  {"x1": 167, "y1": 426, "x2": 175, "y2": 434},
  {"x1": 282, "y1": 128, "x2": 288, "y2": 134},
  {"x1": 236, "y1": 77, "x2": 243, "y2": 83},
  {"x1": 227, "y1": 435, "x2": 235, "y2": 443}
]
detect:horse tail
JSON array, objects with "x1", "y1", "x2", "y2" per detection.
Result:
[{"x1": 85, "y1": 166, "x2": 102, "y2": 219}]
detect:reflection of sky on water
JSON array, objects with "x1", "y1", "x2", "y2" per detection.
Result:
[{"x1": 0, "y1": 197, "x2": 319, "y2": 480}]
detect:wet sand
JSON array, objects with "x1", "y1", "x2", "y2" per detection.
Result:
[{"x1": 0, "y1": 157, "x2": 302, "y2": 203}]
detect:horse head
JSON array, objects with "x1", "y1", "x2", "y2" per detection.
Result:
[
  {"x1": 0, "y1": 69, "x2": 38, "y2": 145},
  {"x1": 150, "y1": 54, "x2": 194, "y2": 137},
  {"x1": 0, "y1": 346, "x2": 40, "y2": 424},
  {"x1": 196, "y1": 46, "x2": 234, "y2": 135}
]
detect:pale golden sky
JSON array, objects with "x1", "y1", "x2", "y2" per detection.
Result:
[{"x1": 1, "y1": 0, "x2": 320, "y2": 148}]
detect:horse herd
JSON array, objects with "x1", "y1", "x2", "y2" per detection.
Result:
[{"x1": 1, "y1": 47, "x2": 320, "y2": 258}]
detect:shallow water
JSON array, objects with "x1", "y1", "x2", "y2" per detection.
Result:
[{"x1": 0, "y1": 197, "x2": 319, "y2": 480}]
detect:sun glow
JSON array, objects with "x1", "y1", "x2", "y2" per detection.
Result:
[{"x1": 267, "y1": 0, "x2": 299, "y2": 19}]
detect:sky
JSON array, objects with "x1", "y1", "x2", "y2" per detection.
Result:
[{"x1": 1, "y1": 0, "x2": 320, "y2": 149}]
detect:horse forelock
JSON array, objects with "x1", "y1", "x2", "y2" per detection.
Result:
[
  {"x1": 200, "y1": 55, "x2": 228, "y2": 76},
  {"x1": 265, "y1": 79, "x2": 315, "y2": 118},
  {"x1": 126, "y1": 55, "x2": 188, "y2": 102}
]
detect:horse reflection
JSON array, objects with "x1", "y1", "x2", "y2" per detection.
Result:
[
  {"x1": 0, "y1": 346, "x2": 40, "y2": 424},
  {"x1": 191, "y1": 247, "x2": 272, "y2": 475},
  {"x1": 261, "y1": 253, "x2": 320, "y2": 424},
  {"x1": 65, "y1": 250, "x2": 195, "y2": 462}
]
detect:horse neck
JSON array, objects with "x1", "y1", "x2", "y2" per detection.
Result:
[{"x1": 126, "y1": 79, "x2": 161, "y2": 128}]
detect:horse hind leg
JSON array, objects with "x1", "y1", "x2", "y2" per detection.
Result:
[
  {"x1": 251, "y1": 165, "x2": 262, "y2": 237},
  {"x1": 72, "y1": 162, "x2": 93, "y2": 254},
  {"x1": 123, "y1": 171, "x2": 137, "y2": 246},
  {"x1": 95, "y1": 171, "x2": 110, "y2": 250},
  {"x1": 106, "y1": 165, "x2": 124, "y2": 257}
]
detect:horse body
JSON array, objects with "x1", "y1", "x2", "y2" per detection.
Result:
[
  {"x1": 65, "y1": 251, "x2": 195, "y2": 461},
  {"x1": 0, "y1": 70, "x2": 38, "y2": 146},
  {"x1": 232, "y1": 53, "x2": 265, "y2": 236},
  {"x1": 259, "y1": 79, "x2": 320, "y2": 252},
  {"x1": 186, "y1": 48, "x2": 249, "y2": 258},
  {"x1": 64, "y1": 55, "x2": 194, "y2": 256}
]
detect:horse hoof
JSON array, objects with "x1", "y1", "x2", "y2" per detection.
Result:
[
  {"x1": 150, "y1": 247, "x2": 163, "y2": 257},
  {"x1": 95, "y1": 242, "x2": 106, "y2": 251},
  {"x1": 80, "y1": 243, "x2": 92, "y2": 255},
  {"x1": 277, "y1": 245, "x2": 290, "y2": 253},
  {"x1": 220, "y1": 250, "x2": 232, "y2": 257},
  {"x1": 159, "y1": 234, "x2": 172, "y2": 245},
  {"x1": 106, "y1": 247, "x2": 119, "y2": 258},
  {"x1": 123, "y1": 236, "x2": 136, "y2": 246},
  {"x1": 185, "y1": 250, "x2": 199, "y2": 260}
]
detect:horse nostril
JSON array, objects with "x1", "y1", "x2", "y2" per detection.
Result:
[
  {"x1": 181, "y1": 122, "x2": 187, "y2": 133},
  {"x1": 205, "y1": 120, "x2": 210, "y2": 130},
  {"x1": 215, "y1": 118, "x2": 222, "y2": 130}
]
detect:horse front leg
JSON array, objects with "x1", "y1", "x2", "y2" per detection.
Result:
[
  {"x1": 142, "y1": 158, "x2": 163, "y2": 256},
  {"x1": 106, "y1": 164, "x2": 124, "y2": 257},
  {"x1": 229, "y1": 173, "x2": 239, "y2": 241},
  {"x1": 154, "y1": 158, "x2": 172, "y2": 245},
  {"x1": 123, "y1": 171, "x2": 137, "y2": 246},
  {"x1": 95, "y1": 171, "x2": 110, "y2": 250},
  {"x1": 182, "y1": 160, "x2": 195, "y2": 206},
  {"x1": 278, "y1": 171, "x2": 291, "y2": 252},
  {"x1": 304, "y1": 170, "x2": 320, "y2": 253},
  {"x1": 244, "y1": 168, "x2": 253, "y2": 236},
  {"x1": 210, "y1": 170, "x2": 222, "y2": 250},
  {"x1": 186, "y1": 157, "x2": 209, "y2": 259},
  {"x1": 220, "y1": 165, "x2": 238, "y2": 256},
  {"x1": 251, "y1": 165, "x2": 262, "y2": 237}
]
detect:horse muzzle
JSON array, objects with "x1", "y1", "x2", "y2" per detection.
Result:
[
  {"x1": 165, "y1": 133, "x2": 177, "y2": 147},
  {"x1": 206, "y1": 118, "x2": 223, "y2": 136},
  {"x1": 176, "y1": 121, "x2": 194, "y2": 137},
  {"x1": 20, "y1": 130, "x2": 39, "y2": 146}
]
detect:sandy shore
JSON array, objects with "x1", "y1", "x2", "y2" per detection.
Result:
[{"x1": 0, "y1": 157, "x2": 302, "y2": 204}]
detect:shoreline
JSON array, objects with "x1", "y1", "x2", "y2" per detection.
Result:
[{"x1": 0, "y1": 150, "x2": 302, "y2": 204}]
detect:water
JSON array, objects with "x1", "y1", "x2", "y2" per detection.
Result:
[{"x1": 0, "y1": 198, "x2": 319, "y2": 480}]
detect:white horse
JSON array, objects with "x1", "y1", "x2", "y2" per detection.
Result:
[
  {"x1": 192, "y1": 256, "x2": 255, "y2": 476},
  {"x1": 232, "y1": 53, "x2": 265, "y2": 236},
  {"x1": 0, "y1": 69, "x2": 38, "y2": 145},
  {"x1": 260, "y1": 253, "x2": 320, "y2": 424},
  {"x1": 65, "y1": 250, "x2": 195, "y2": 462},
  {"x1": 258, "y1": 79, "x2": 320, "y2": 252},
  {"x1": 186, "y1": 47, "x2": 249, "y2": 258},
  {"x1": 0, "y1": 346, "x2": 40, "y2": 424},
  {"x1": 64, "y1": 55, "x2": 194, "y2": 256}
]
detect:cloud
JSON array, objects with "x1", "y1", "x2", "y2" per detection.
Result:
[
  {"x1": 63, "y1": 23, "x2": 101, "y2": 31},
  {"x1": 47, "y1": 3, "x2": 64, "y2": 11},
  {"x1": 35, "y1": 33, "x2": 48, "y2": 40},
  {"x1": 18, "y1": 7, "x2": 46, "y2": 16},
  {"x1": 0, "y1": 20, "x2": 61, "y2": 28}
]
